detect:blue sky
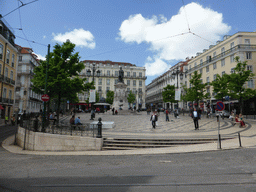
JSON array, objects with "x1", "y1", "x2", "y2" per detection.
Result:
[{"x1": 1, "y1": 0, "x2": 256, "y2": 85}]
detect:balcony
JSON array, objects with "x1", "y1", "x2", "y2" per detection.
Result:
[
  {"x1": 0, "y1": 75, "x2": 15, "y2": 85},
  {"x1": 0, "y1": 97, "x2": 14, "y2": 105}
]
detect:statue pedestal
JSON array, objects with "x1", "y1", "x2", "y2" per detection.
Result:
[{"x1": 112, "y1": 82, "x2": 129, "y2": 111}]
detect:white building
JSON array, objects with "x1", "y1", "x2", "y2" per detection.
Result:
[
  {"x1": 15, "y1": 46, "x2": 43, "y2": 113},
  {"x1": 77, "y1": 60, "x2": 147, "y2": 110}
]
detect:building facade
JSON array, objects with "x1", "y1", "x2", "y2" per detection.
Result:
[
  {"x1": 186, "y1": 32, "x2": 256, "y2": 112},
  {"x1": 78, "y1": 60, "x2": 146, "y2": 109},
  {"x1": 15, "y1": 46, "x2": 43, "y2": 113},
  {"x1": 146, "y1": 59, "x2": 190, "y2": 110},
  {"x1": 0, "y1": 17, "x2": 18, "y2": 119}
]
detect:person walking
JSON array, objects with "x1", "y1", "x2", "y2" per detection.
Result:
[
  {"x1": 5, "y1": 115, "x2": 9, "y2": 125},
  {"x1": 150, "y1": 111, "x2": 158, "y2": 129},
  {"x1": 191, "y1": 108, "x2": 199, "y2": 130},
  {"x1": 165, "y1": 109, "x2": 169, "y2": 121}
]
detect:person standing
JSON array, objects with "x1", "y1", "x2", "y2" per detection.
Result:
[
  {"x1": 150, "y1": 111, "x2": 158, "y2": 129},
  {"x1": 112, "y1": 107, "x2": 115, "y2": 115},
  {"x1": 191, "y1": 108, "x2": 199, "y2": 130},
  {"x1": 165, "y1": 109, "x2": 169, "y2": 121}
]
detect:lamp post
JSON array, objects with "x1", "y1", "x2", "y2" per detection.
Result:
[
  {"x1": 86, "y1": 63, "x2": 100, "y2": 83},
  {"x1": 172, "y1": 68, "x2": 186, "y2": 109}
]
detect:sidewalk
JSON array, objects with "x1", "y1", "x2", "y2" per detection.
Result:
[{"x1": 2, "y1": 111, "x2": 256, "y2": 156}]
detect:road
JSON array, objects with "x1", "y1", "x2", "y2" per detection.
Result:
[{"x1": 1, "y1": 125, "x2": 256, "y2": 191}]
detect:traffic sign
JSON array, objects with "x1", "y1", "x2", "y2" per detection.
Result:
[
  {"x1": 216, "y1": 101, "x2": 225, "y2": 111},
  {"x1": 41, "y1": 94, "x2": 50, "y2": 102}
]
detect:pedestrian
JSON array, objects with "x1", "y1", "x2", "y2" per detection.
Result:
[
  {"x1": 112, "y1": 107, "x2": 115, "y2": 115},
  {"x1": 75, "y1": 117, "x2": 82, "y2": 125},
  {"x1": 90, "y1": 109, "x2": 95, "y2": 120},
  {"x1": 150, "y1": 111, "x2": 158, "y2": 128},
  {"x1": 191, "y1": 108, "x2": 199, "y2": 130},
  {"x1": 165, "y1": 109, "x2": 169, "y2": 121},
  {"x1": 5, "y1": 115, "x2": 8, "y2": 125},
  {"x1": 69, "y1": 115, "x2": 75, "y2": 125},
  {"x1": 115, "y1": 110, "x2": 118, "y2": 115}
]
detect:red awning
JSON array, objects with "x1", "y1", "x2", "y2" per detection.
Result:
[{"x1": 0, "y1": 105, "x2": 4, "y2": 110}]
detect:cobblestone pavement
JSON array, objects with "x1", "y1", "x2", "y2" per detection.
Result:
[{"x1": 63, "y1": 111, "x2": 254, "y2": 139}]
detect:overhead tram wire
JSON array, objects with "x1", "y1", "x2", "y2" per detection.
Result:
[
  {"x1": 18, "y1": 0, "x2": 33, "y2": 49},
  {"x1": 182, "y1": 0, "x2": 191, "y2": 32},
  {"x1": 15, "y1": 35, "x2": 47, "y2": 47},
  {"x1": 1, "y1": 0, "x2": 39, "y2": 18},
  {"x1": 86, "y1": 32, "x2": 192, "y2": 58}
]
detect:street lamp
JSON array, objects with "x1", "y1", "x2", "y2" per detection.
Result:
[
  {"x1": 86, "y1": 63, "x2": 100, "y2": 83},
  {"x1": 171, "y1": 68, "x2": 186, "y2": 109}
]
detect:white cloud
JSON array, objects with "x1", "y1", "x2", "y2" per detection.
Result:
[
  {"x1": 34, "y1": 53, "x2": 46, "y2": 61},
  {"x1": 145, "y1": 57, "x2": 169, "y2": 76},
  {"x1": 43, "y1": 35, "x2": 46, "y2": 39},
  {"x1": 52, "y1": 28, "x2": 95, "y2": 49},
  {"x1": 118, "y1": 2, "x2": 231, "y2": 76}
]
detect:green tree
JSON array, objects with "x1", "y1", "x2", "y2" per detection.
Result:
[
  {"x1": 106, "y1": 91, "x2": 114, "y2": 104},
  {"x1": 210, "y1": 74, "x2": 230, "y2": 102},
  {"x1": 183, "y1": 71, "x2": 209, "y2": 107},
  {"x1": 162, "y1": 85, "x2": 175, "y2": 109},
  {"x1": 32, "y1": 41, "x2": 93, "y2": 124},
  {"x1": 127, "y1": 91, "x2": 136, "y2": 107},
  {"x1": 228, "y1": 56, "x2": 256, "y2": 113}
]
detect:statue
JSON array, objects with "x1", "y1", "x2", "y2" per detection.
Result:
[{"x1": 118, "y1": 67, "x2": 124, "y2": 83}]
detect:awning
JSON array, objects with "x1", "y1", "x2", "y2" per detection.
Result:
[
  {"x1": 93, "y1": 103, "x2": 111, "y2": 106},
  {"x1": 0, "y1": 105, "x2": 4, "y2": 110}
]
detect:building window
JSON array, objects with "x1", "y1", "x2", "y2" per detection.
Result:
[
  {"x1": 12, "y1": 54, "x2": 15, "y2": 67},
  {"x1": 206, "y1": 76, "x2": 210, "y2": 83},
  {"x1": 213, "y1": 51, "x2": 216, "y2": 58},
  {"x1": 138, "y1": 88, "x2": 142, "y2": 93},
  {"x1": 221, "y1": 47, "x2": 225, "y2": 56},
  {"x1": 10, "y1": 71, "x2": 13, "y2": 80},
  {"x1": 0, "y1": 43, "x2": 3, "y2": 60},
  {"x1": 200, "y1": 59, "x2": 203, "y2": 65},
  {"x1": 248, "y1": 80, "x2": 254, "y2": 88},
  {"x1": 127, "y1": 80, "x2": 130, "y2": 86},
  {"x1": 106, "y1": 79, "x2": 110, "y2": 85},
  {"x1": 206, "y1": 66, "x2": 209, "y2": 73},
  {"x1": 247, "y1": 65, "x2": 253, "y2": 71},
  {"x1": 139, "y1": 81, "x2": 142, "y2": 86},
  {"x1": 3, "y1": 88, "x2": 7, "y2": 98},
  {"x1": 133, "y1": 72, "x2": 136, "y2": 77},
  {"x1": 9, "y1": 90, "x2": 12, "y2": 99},
  {"x1": 107, "y1": 70, "x2": 110, "y2": 76},
  {"x1": 115, "y1": 71, "x2": 118, "y2": 76},
  {"x1": 133, "y1": 88, "x2": 136, "y2": 93},
  {"x1": 246, "y1": 52, "x2": 252, "y2": 60},
  {"x1": 115, "y1": 79, "x2": 118, "y2": 84},
  {"x1": 213, "y1": 62, "x2": 217, "y2": 70},
  {"x1": 98, "y1": 86, "x2": 102, "y2": 91},
  {"x1": 207, "y1": 87, "x2": 210, "y2": 94},
  {"x1": 221, "y1": 59, "x2": 225, "y2": 67},
  {"x1": 127, "y1": 72, "x2": 130, "y2": 77},
  {"x1": 189, "y1": 74, "x2": 191, "y2": 80},
  {"x1": 6, "y1": 50, "x2": 10, "y2": 64},
  {"x1": 189, "y1": 65, "x2": 191, "y2": 69},
  {"x1": 245, "y1": 39, "x2": 250, "y2": 44},
  {"x1": 106, "y1": 87, "x2": 110, "y2": 92},
  {"x1": 5, "y1": 67, "x2": 8, "y2": 77},
  {"x1": 200, "y1": 69, "x2": 203, "y2": 74},
  {"x1": 98, "y1": 78, "x2": 102, "y2": 85},
  {"x1": 231, "y1": 68, "x2": 235, "y2": 74},
  {"x1": 213, "y1": 74, "x2": 217, "y2": 80},
  {"x1": 18, "y1": 56, "x2": 22, "y2": 61},
  {"x1": 222, "y1": 71, "x2": 225, "y2": 76},
  {"x1": 0, "y1": 64, "x2": 2, "y2": 74},
  {"x1": 230, "y1": 54, "x2": 235, "y2": 63},
  {"x1": 194, "y1": 62, "x2": 197, "y2": 67},
  {"x1": 133, "y1": 80, "x2": 136, "y2": 86},
  {"x1": 139, "y1": 72, "x2": 142, "y2": 77},
  {"x1": 127, "y1": 88, "x2": 130, "y2": 92},
  {"x1": 230, "y1": 42, "x2": 234, "y2": 50}
]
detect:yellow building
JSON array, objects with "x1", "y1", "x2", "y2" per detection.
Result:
[
  {"x1": 0, "y1": 17, "x2": 18, "y2": 120},
  {"x1": 187, "y1": 32, "x2": 256, "y2": 110}
]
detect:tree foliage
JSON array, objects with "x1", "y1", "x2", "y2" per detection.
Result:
[
  {"x1": 183, "y1": 71, "x2": 209, "y2": 106},
  {"x1": 162, "y1": 84, "x2": 175, "y2": 105},
  {"x1": 210, "y1": 74, "x2": 230, "y2": 101},
  {"x1": 32, "y1": 41, "x2": 93, "y2": 123},
  {"x1": 227, "y1": 56, "x2": 256, "y2": 113},
  {"x1": 106, "y1": 91, "x2": 114, "y2": 104},
  {"x1": 127, "y1": 91, "x2": 136, "y2": 105}
]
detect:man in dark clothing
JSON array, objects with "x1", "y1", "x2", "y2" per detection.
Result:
[{"x1": 191, "y1": 108, "x2": 199, "y2": 130}]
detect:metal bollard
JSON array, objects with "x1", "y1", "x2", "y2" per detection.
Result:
[
  {"x1": 97, "y1": 117, "x2": 102, "y2": 138},
  {"x1": 238, "y1": 133, "x2": 242, "y2": 147}
]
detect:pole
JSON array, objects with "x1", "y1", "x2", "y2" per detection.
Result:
[
  {"x1": 177, "y1": 73, "x2": 179, "y2": 109},
  {"x1": 217, "y1": 113, "x2": 221, "y2": 149},
  {"x1": 42, "y1": 44, "x2": 50, "y2": 132}
]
